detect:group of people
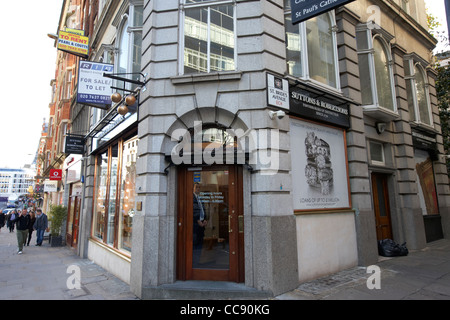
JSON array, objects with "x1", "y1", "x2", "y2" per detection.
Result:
[{"x1": 0, "y1": 208, "x2": 48, "y2": 254}]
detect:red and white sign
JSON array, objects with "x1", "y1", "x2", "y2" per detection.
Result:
[{"x1": 49, "y1": 169, "x2": 63, "y2": 181}]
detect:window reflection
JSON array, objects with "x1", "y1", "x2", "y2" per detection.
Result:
[
  {"x1": 93, "y1": 151, "x2": 108, "y2": 240},
  {"x1": 184, "y1": 3, "x2": 235, "y2": 74},
  {"x1": 119, "y1": 137, "x2": 138, "y2": 252}
]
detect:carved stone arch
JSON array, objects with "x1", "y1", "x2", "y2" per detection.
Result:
[{"x1": 162, "y1": 107, "x2": 250, "y2": 158}]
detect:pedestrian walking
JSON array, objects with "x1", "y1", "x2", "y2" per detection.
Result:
[
  {"x1": 27, "y1": 210, "x2": 36, "y2": 246},
  {"x1": 34, "y1": 208, "x2": 48, "y2": 246},
  {"x1": 7, "y1": 210, "x2": 17, "y2": 232},
  {"x1": 0, "y1": 209, "x2": 5, "y2": 231},
  {"x1": 12, "y1": 209, "x2": 30, "y2": 254}
]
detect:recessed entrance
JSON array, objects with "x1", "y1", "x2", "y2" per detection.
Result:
[
  {"x1": 371, "y1": 172, "x2": 393, "y2": 241},
  {"x1": 177, "y1": 165, "x2": 244, "y2": 282}
]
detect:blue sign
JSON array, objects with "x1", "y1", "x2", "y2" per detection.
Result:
[
  {"x1": 77, "y1": 61, "x2": 114, "y2": 106},
  {"x1": 290, "y1": 0, "x2": 355, "y2": 25}
]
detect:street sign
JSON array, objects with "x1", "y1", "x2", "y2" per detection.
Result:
[{"x1": 290, "y1": 0, "x2": 356, "y2": 25}]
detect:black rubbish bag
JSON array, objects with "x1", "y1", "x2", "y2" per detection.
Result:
[{"x1": 377, "y1": 239, "x2": 409, "y2": 257}]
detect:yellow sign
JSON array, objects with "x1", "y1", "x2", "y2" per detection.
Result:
[
  {"x1": 57, "y1": 31, "x2": 89, "y2": 58},
  {"x1": 65, "y1": 28, "x2": 85, "y2": 36}
]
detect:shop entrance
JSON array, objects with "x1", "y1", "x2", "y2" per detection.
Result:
[
  {"x1": 66, "y1": 194, "x2": 81, "y2": 248},
  {"x1": 371, "y1": 173, "x2": 393, "y2": 241},
  {"x1": 177, "y1": 165, "x2": 244, "y2": 282}
]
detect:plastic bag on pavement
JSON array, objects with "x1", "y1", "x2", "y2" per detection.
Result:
[{"x1": 377, "y1": 239, "x2": 408, "y2": 257}]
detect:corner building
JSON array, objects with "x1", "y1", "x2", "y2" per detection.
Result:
[{"x1": 79, "y1": 0, "x2": 450, "y2": 299}]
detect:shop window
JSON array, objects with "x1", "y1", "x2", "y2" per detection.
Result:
[
  {"x1": 106, "y1": 144, "x2": 119, "y2": 246},
  {"x1": 93, "y1": 150, "x2": 108, "y2": 240},
  {"x1": 404, "y1": 56, "x2": 433, "y2": 127},
  {"x1": 414, "y1": 149, "x2": 439, "y2": 215},
  {"x1": 284, "y1": 0, "x2": 340, "y2": 90},
  {"x1": 118, "y1": 136, "x2": 138, "y2": 252},
  {"x1": 92, "y1": 135, "x2": 138, "y2": 255},
  {"x1": 356, "y1": 23, "x2": 398, "y2": 121},
  {"x1": 181, "y1": 0, "x2": 236, "y2": 74}
]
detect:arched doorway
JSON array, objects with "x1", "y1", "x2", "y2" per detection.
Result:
[{"x1": 175, "y1": 126, "x2": 245, "y2": 282}]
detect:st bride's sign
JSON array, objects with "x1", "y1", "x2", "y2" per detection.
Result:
[{"x1": 290, "y1": 0, "x2": 356, "y2": 25}]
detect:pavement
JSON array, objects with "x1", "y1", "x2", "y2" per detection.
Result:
[
  {"x1": 1, "y1": 226, "x2": 450, "y2": 301},
  {"x1": 0, "y1": 228, "x2": 138, "y2": 300}
]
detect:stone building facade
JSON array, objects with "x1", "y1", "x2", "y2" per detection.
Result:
[{"x1": 65, "y1": 0, "x2": 449, "y2": 299}]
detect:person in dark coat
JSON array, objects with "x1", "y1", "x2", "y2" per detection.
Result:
[
  {"x1": 27, "y1": 210, "x2": 36, "y2": 246},
  {"x1": 11, "y1": 209, "x2": 30, "y2": 254},
  {"x1": 7, "y1": 210, "x2": 17, "y2": 232},
  {"x1": 192, "y1": 183, "x2": 208, "y2": 266},
  {"x1": 0, "y1": 209, "x2": 5, "y2": 231},
  {"x1": 34, "y1": 208, "x2": 48, "y2": 246}
]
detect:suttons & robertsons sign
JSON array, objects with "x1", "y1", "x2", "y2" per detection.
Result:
[{"x1": 290, "y1": 0, "x2": 356, "y2": 25}]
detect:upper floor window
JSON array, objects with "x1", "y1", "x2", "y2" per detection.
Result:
[
  {"x1": 115, "y1": 3, "x2": 143, "y2": 92},
  {"x1": 356, "y1": 23, "x2": 397, "y2": 120},
  {"x1": 284, "y1": 0, "x2": 340, "y2": 90},
  {"x1": 404, "y1": 55, "x2": 432, "y2": 126},
  {"x1": 181, "y1": 0, "x2": 236, "y2": 74}
]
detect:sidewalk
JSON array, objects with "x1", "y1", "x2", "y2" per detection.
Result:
[
  {"x1": 2, "y1": 225, "x2": 450, "y2": 300},
  {"x1": 275, "y1": 238, "x2": 450, "y2": 300},
  {"x1": 0, "y1": 228, "x2": 138, "y2": 300}
]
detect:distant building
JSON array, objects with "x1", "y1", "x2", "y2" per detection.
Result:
[{"x1": 0, "y1": 168, "x2": 35, "y2": 205}]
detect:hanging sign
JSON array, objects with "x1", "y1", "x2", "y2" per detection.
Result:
[
  {"x1": 290, "y1": 0, "x2": 356, "y2": 25},
  {"x1": 57, "y1": 30, "x2": 89, "y2": 58},
  {"x1": 77, "y1": 61, "x2": 114, "y2": 106},
  {"x1": 44, "y1": 181, "x2": 58, "y2": 192},
  {"x1": 49, "y1": 169, "x2": 63, "y2": 181},
  {"x1": 64, "y1": 135, "x2": 85, "y2": 155}
]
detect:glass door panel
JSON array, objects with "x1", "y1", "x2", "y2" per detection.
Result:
[{"x1": 192, "y1": 170, "x2": 230, "y2": 270}]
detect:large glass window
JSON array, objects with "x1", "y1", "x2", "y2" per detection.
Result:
[
  {"x1": 92, "y1": 135, "x2": 138, "y2": 255},
  {"x1": 114, "y1": 3, "x2": 143, "y2": 93},
  {"x1": 93, "y1": 150, "x2": 108, "y2": 240},
  {"x1": 106, "y1": 144, "x2": 119, "y2": 246},
  {"x1": 118, "y1": 137, "x2": 138, "y2": 253},
  {"x1": 356, "y1": 25, "x2": 397, "y2": 114},
  {"x1": 373, "y1": 38, "x2": 395, "y2": 111},
  {"x1": 405, "y1": 58, "x2": 432, "y2": 126},
  {"x1": 284, "y1": 0, "x2": 339, "y2": 89},
  {"x1": 182, "y1": 0, "x2": 236, "y2": 74}
]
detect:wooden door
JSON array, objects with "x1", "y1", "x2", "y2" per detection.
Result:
[
  {"x1": 371, "y1": 173, "x2": 393, "y2": 240},
  {"x1": 177, "y1": 165, "x2": 244, "y2": 282},
  {"x1": 71, "y1": 197, "x2": 81, "y2": 248}
]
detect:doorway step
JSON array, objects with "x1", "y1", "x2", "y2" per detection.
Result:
[{"x1": 141, "y1": 281, "x2": 270, "y2": 299}]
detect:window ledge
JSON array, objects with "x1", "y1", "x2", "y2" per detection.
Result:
[
  {"x1": 171, "y1": 71, "x2": 242, "y2": 85},
  {"x1": 410, "y1": 121, "x2": 438, "y2": 134},
  {"x1": 362, "y1": 105, "x2": 400, "y2": 122}
]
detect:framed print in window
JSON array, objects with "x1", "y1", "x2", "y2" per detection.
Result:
[{"x1": 291, "y1": 118, "x2": 351, "y2": 212}]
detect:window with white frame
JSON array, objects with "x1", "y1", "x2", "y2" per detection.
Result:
[
  {"x1": 369, "y1": 141, "x2": 385, "y2": 166},
  {"x1": 284, "y1": 0, "x2": 340, "y2": 90},
  {"x1": 114, "y1": 3, "x2": 143, "y2": 92},
  {"x1": 404, "y1": 56, "x2": 433, "y2": 126},
  {"x1": 181, "y1": 0, "x2": 236, "y2": 74},
  {"x1": 356, "y1": 23, "x2": 397, "y2": 118}
]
